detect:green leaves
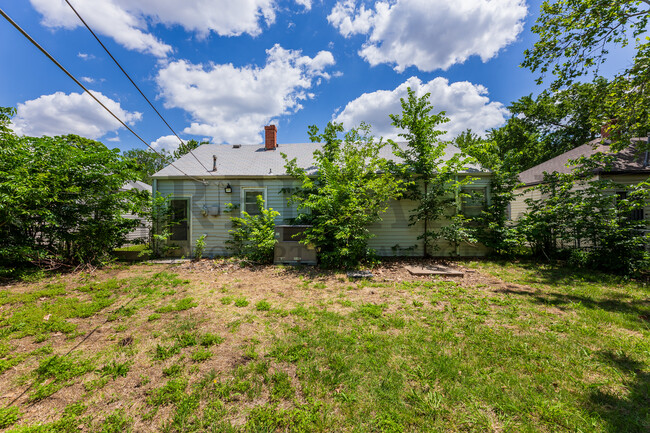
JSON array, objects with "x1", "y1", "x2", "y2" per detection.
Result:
[
  {"x1": 517, "y1": 159, "x2": 650, "y2": 274},
  {"x1": 226, "y1": 196, "x2": 279, "y2": 264},
  {"x1": 284, "y1": 122, "x2": 406, "y2": 268},
  {"x1": 523, "y1": 0, "x2": 650, "y2": 146},
  {"x1": 0, "y1": 119, "x2": 147, "y2": 267}
]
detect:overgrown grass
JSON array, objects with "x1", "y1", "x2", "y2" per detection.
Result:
[{"x1": 1, "y1": 262, "x2": 648, "y2": 432}]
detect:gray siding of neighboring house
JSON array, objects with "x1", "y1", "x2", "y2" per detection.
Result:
[
  {"x1": 155, "y1": 175, "x2": 492, "y2": 258},
  {"x1": 512, "y1": 173, "x2": 650, "y2": 222}
]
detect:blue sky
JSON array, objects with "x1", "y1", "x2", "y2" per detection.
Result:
[{"x1": 0, "y1": 0, "x2": 635, "y2": 153}]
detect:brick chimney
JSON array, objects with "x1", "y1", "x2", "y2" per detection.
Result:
[
  {"x1": 265, "y1": 125, "x2": 277, "y2": 150},
  {"x1": 601, "y1": 119, "x2": 617, "y2": 140}
]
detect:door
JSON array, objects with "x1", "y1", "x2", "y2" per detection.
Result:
[{"x1": 169, "y1": 199, "x2": 190, "y2": 256}]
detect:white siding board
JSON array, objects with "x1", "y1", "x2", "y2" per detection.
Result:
[{"x1": 156, "y1": 176, "x2": 492, "y2": 258}]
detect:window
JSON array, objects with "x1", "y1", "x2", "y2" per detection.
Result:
[
  {"x1": 461, "y1": 187, "x2": 487, "y2": 217},
  {"x1": 241, "y1": 188, "x2": 266, "y2": 216}
]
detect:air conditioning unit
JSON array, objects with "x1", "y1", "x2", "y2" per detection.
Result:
[{"x1": 274, "y1": 225, "x2": 317, "y2": 265}]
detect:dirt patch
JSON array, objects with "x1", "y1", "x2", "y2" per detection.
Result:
[{"x1": 0, "y1": 258, "x2": 526, "y2": 431}]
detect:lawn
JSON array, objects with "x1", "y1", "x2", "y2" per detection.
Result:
[{"x1": 0, "y1": 260, "x2": 647, "y2": 432}]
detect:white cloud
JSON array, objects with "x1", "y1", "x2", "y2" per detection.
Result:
[
  {"x1": 77, "y1": 52, "x2": 95, "y2": 60},
  {"x1": 328, "y1": 0, "x2": 527, "y2": 72},
  {"x1": 151, "y1": 135, "x2": 181, "y2": 153},
  {"x1": 107, "y1": 136, "x2": 120, "y2": 142},
  {"x1": 294, "y1": 0, "x2": 312, "y2": 11},
  {"x1": 333, "y1": 76, "x2": 508, "y2": 140},
  {"x1": 30, "y1": 0, "x2": 311, "y2": 58},
  {"x1": 11, "y1": 91, "x2": 142, "y2": 139},
  {"x1": 155, "y1": 44, "x2": 335, "y2": 144},
  {"x1": 80, "y1": 76, "x2": 94, "y2": 83}
]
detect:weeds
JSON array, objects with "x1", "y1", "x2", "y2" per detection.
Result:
[{"x1": 234, "y1": 297, "x2": 249, "y2": 307}]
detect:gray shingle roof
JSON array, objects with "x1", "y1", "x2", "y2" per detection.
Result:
[
  {"x1": 152, "y1": 141, "x2": 484, "y2": 179},
  {"x1": 518, "y1": 138, "x2": 650, "y2": 186},
  {"x1": 121, "y1": 180, "x2": 152, "y2": 192}
]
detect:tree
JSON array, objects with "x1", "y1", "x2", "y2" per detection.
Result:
[
  {"x1": 0, "y1": 108, "x2": 148, "y2": 268},
  {"x1": 457, "y1": 80, "x2": 606, "y2": 174},
  {"x1": 389, "y1": 88, "x2": 474, "y2": 256},
  {"x1": 122, "y1": 148, "x2": 172, "y2": 183},
  {"x1": 522, "y1": 0, "x2": 650, "y2": 146},
  {"x1": 517, "y1": 158, "x2": 650, "y2": 274},
  {"x1": 455, "y1": 131, "x2": 524, "y2": 255},
  {"x1": 124, "y1": 139, "x2": 207, "y2": 183},
  {"x1": 284, "y1": 122, "x2": 406, "y2": 268}
]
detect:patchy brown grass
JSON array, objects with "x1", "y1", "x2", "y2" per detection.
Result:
[{"x1": 0, "y1": 259, "x2": 647, "y2": 432}]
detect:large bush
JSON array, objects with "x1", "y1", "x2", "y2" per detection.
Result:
[
  {"x1": 0, "y1": 107, "x2": 147, "y2": 268},
  {"x1": 226, "y1": 196, "x2": 279, "y2": 264},
  {"x1": 284, "y1": 123, "x2": 406, "y2": 268},
  {"x1": 517, "y1": 158, "x2": 650, "y2": 274}
]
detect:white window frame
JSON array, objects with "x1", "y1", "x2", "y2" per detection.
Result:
[
  {"x1": 461, "y1": 186, "x2": 487, "y2": 217},
  {"x1": 240, "y1": 187, "x2": 267, "y2": 216}
]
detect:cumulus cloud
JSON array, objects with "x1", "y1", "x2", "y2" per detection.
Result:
[
  {"x1": 294, "y1": 0, "x2": 312, "y2": 11},
  {"x1": 328, "y1": 0, "x2": 527, "y2": 72},
  {"x1": 80, "y1": 76, "x2": 94, "y2": 83},
  {"x1": 30, "y1": 0, "x2": 312, "y2": 57},
  {"x1": 155, "y1": 44, "x2": 335, "y2": 144},
  {"x1": 11, "y1": 91, "x2": 142, "y2": 139},
  {"x1": 333, "y1": 76, "x2": 508, "y2": 140},
  {"x1": 151, "y1": 135, "x2": 181, "y2": 153}
]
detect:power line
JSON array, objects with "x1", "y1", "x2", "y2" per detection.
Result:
[
  {"x1": 62, "y1": 0, "x2": 215, "y2": 177},
  {"x1": 0, "y1": 6, "x2": 207, "y2": 185}
]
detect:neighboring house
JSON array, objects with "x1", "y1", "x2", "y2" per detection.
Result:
[
  {"x1": 151, "y1": 125, "x2": 492, "y2": 258},
  {"x1": 510, "y1": 137, "x2": 650, "y2": 221},
  {"x1": 120, "y1": 180, "x2": 152, "y2": 242}
]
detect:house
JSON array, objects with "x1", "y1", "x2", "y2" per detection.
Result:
[
  {"x1": 151, "y1": 126, "x2": 493, "y2": 258},
  {"x1": 510, "y1": 137, "x2": 650, "y2": 221},
  {"x1": 120, "y1": 180, "x2": 152, "y2": 242}
]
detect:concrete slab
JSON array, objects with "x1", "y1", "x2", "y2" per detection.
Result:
[
  {"x1": 148, "y1": 259, "x2": 191, "y2": 264},
  {"x1": 346, "y1": 271, "x2": 374, "y2": 279},
  {"x1": 405, "y1": 265, "x2": 464, "y2": 277}
]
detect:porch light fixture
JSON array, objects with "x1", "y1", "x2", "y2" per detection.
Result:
[{"x1": 224, "y1": 183, "x2": 232, "y2": 194}]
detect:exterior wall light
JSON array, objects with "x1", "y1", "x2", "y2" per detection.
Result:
[{"x1": 224, "y1": 183, "x2": 232, "y2": 194}]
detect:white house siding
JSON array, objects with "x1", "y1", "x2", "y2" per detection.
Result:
[
  {"x1": 156, "y1": 175, "x2": 491, "y2": 258},
  {"x1": 511, "y1": 187, "x2": 542, "y2": 220}
]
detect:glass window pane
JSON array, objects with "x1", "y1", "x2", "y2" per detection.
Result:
[{"x1": 245, "y1": 203, "x2": 260, "y2": 215}]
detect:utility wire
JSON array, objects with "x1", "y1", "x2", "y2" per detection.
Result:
[
  {"x1": 63, "y1": 0, "x2": 215, "y2": 177},
  {"x1": 0, "y1": 7, "x2": 207, "y2": 185}
]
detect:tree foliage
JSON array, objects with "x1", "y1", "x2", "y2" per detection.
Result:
[
  {"x1": 284, "y1": 123, "x2": 406, "y2": 268},
  {"x1": 389, "y1": 88, "x2": 475, "y2": 256},
  {"x1": 517, "y1": 156, "x2": 650, "y2": 274},
  {"x1": 523, "y1": 0, "x2": 650, "y2": 146},
  {"x1": 458, "y1": 80, "x2": 605, "y2": 174},
  {"x1": 0, "y1": 108, "x2": 148, "y2": 268},
  {"x1": 124, "y1": 139, "x2": 206, "y2": 183},
  {"x1": 226, "y1": 196, "x2": 279, "y2": 264}
]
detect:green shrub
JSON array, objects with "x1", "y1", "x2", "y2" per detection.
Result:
[
  {"x1": 226, "y1": 196, "x2": 279, "y2": 264},
  {"x1": 193, "y1": 234, "x2": 206, "y2": 260}
]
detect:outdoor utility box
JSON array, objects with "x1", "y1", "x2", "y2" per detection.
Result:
[{"x1": 274, "y1": 225, "x2": 317, "y2": 265}]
